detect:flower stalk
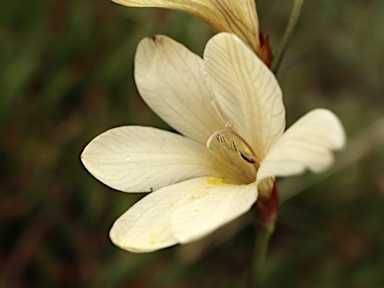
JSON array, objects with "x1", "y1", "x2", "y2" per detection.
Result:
[
  {"x1": 248, "y1": 184, "x2": 279, "y2": 287},
  {"x1": 271, "y1": 0, "x2": 305, "y2": 73}
]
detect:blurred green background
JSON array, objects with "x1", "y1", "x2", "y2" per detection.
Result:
[{"x1": 1, "y1": 0, "x2": 384, "y2": 287}]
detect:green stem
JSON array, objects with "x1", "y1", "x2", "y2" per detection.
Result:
[
  {"x1": 248, "y1": 209, "x2": 275, "y2": 288},
  {"x1": 271, "y1": 0, "x2": 305, "y2": 73}
]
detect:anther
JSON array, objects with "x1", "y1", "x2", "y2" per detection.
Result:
[
  {"x1": 208, "y1": 99, "x2": 260, "y2": 165},
  {"x1": 240, "y1": 152, "x2": 257, "y2": 164}
]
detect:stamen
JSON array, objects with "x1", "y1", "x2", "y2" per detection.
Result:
[
  {"x1": 211, "y1": 99, "x2": 227, "y2": 125},
  {"x1": 206, "y1": 128, "x2": 231, "y2": 148},
  {"x1": 216, "y1": 134, "x2": 241, "y2": 155},
  {"x1": 240, "y1": 152, "x2": 257, "y2": 164},
  {"x1": 208, "y1": 99, "x2": 260, "y2": 165},
  {"x1": 206, "y1": 128, "x2": 259, "y2": 164},
  {"x1": 226, "y1": 126, "x2": 258, "y2": 162}
]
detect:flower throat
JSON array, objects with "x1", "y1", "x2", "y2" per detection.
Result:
[{"x1": 206, "y1": 100, "x2": 259, "y2": 167}]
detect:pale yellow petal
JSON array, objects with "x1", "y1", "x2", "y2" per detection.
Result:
[
  {"x1": 204, "y1": 33, "x2": 286, "y2": 160},
  {"x1": 110, "y1": 177, "x2": 254, "y2": 252},
  {"x1": 135, "y1": 35, "x2": 223, "y2": 145},
  {"x1": 171, "y1": 178, "x2": 257, "y2": 243},
  {"x1": 257, "y1": 109, "x2": 346, "y2": 181},
  {"x1": 113, "y1": 0, "x2": 260, "y2": 54},
  {"x1": 81, "y1": 126, "x2": 237, "y2": 192}
]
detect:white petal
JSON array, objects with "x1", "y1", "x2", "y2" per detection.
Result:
[
  {"x1": 171, "y1": 179, "x2": 257, "y2": 243},
  {"x1": 113, "y1": 0, "x2": 260, "y2": 54},
  {"x1": 257, "y1": 109, "x2": 346, "y2": 180},
  {"x1": 81, "y1": 126, "x2": 234, "y2": 192},
  {"x1": 135, "y1": 35, "x2": 223, "y2": 145},
  {"x1": 110, "y1": 177, "x2": 255, "y2": 252},
  {"x1": 204, "y1": 33, "x2": 286, "y2": 160}
]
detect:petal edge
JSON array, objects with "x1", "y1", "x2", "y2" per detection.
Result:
[{"x1": 257, "y1": 109, "x2": 346, "y2": 181}]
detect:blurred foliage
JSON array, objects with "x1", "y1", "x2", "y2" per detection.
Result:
[{"x1": 1, "y1": 0, "x2": 384, "y2": 287}]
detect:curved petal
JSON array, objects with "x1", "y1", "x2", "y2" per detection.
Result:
[
  {"x1": 171, "y1": 179, "x2": 257, "y2": 243},
  {"x1": 204, "y1": 33, "x2": 286, "y2": 161},
  {"x1": 135, "y1": 35, "x2": 223, "y2": 145},
  {"x1": 81, "y1": 126, "x2": 235, "y2": 192},
  {"x1": 110, "y1": 177, "x2": 255, "y2": 252},
  {"x1": 257, "y1": 109, "x2": 346, "y2": 181},
  {"x1": 114, "y1": 0, "x2": 260, "y2": 54}
]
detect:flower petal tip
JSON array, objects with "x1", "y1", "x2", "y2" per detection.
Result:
[
  {"x1": 313, "y1": 108, "x2": 347, "y2": 150},
  {"x1": 109, "y1": 226, "x2": 175, "y2": 253},
  {"x1": 109, "y1": 229, "x2": 145, "y2": 253}
]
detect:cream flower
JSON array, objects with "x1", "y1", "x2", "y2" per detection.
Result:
[
  {"x1": 112, "y1": 0, "x2": 261, "y2": 55},
  {"x1": 81, "y1": 33, "x2": 345, "y2": 253}
]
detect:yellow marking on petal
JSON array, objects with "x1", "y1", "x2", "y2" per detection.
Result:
[
  {"x1": 160, "y1": 238, "x2": 167, "y2": 243},
  {"x1": 113, "y1": 235, "x2": 121, "y2": 243},
  {"x1": 149, "y1": 231, "x2": 157, "y2": 245},
  {"x1": 206, "y1": 177, "x2": 229, "y2": 188}
]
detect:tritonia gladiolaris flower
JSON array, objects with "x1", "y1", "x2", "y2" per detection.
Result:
[
  {"x1": 81, "y1": 33, "x2": 345, "y2": 252},
  {"x1": 112, "y1": 0, "x2": 262, "y2": 55}
]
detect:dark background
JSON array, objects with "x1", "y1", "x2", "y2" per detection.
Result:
[{"x1": 1, "y1": 0, "x2": 384, "y2": 287}]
